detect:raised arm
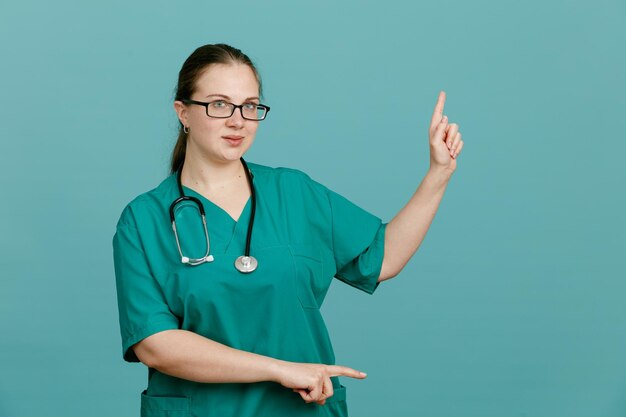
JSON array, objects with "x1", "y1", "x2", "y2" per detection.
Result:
[{"x1": 378, "y1": 91, "x2": 464, "y2": 281}]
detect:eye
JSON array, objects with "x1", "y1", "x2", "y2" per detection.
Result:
[
  {"x1": 243, "y1": 103, "x2": 257, "y2": 110},
  {"x1": 211, "y1": 101, "x2": 227, "y2": 108}
]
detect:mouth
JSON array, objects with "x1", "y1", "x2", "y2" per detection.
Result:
[{"x1": 222, "y1": 135, "x2": 244, "y2": 145}]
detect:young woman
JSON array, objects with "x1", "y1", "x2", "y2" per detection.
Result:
[{"x1": 113, "y1": 43, "x2": 463, "y2": 417}]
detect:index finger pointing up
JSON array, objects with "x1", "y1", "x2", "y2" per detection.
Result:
[{"x1": 430, "y1": 90, "x2": 446, "y2": 130}]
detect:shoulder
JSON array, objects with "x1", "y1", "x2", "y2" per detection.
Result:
[
  {"x1": 247, "y1": 161, "x2": 327, "y2": 194},
  {"x1": 115, "y1": 175, "x2": 177, "y2": 229},
  {"x1": 247, "y1": 161, "x2": 310, "y2": 181}
]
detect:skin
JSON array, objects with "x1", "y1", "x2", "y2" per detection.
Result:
[{"x1": 138, "y1": 65, "x2": 464, "y2": 406}]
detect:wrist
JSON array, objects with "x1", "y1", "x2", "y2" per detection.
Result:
[
  {"x1": 267, "y1": 358, "x2": 286, "y2": 384},
  {"x1": 426, "y1": 166, "x2": 453, "y2": 185}
]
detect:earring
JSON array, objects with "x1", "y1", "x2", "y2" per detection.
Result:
[{"x1": 184, "y1": 126, "x2": 189, "y2": 134}]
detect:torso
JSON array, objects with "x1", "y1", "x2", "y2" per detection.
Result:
[{"x1": 116, "y1": 162, "x2": 376, "y2": 416}]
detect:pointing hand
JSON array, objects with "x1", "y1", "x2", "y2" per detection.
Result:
[
  {"x1": 428, "y1": 90, "x2": 464, "y2": 172},
  {"x1": 274, "y1": 360, "x2": 367, "y2": 405}
]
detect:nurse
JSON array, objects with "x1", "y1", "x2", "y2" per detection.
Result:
[{"x1": 113, "y1": 43, "x2": 463, "y2": 417}]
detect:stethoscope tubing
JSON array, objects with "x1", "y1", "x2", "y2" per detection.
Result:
[
  {"x1": 171, "y1": 157, "x2": 256, "y2": 268},
  {"x1": 240, "y1": 157, "x2": 256, "y2": 258}
]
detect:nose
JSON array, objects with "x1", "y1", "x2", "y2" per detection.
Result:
[{"x1": 226, "y1": 106, "x2": 245, "y2": 128}]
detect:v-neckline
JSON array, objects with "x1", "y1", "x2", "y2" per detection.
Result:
[
  {"x1": 181, "y1": 184, "x2": 253, "y2": 255},
  {"x1": 181, "y1": 184, "x2": 252, "y2": 224}
]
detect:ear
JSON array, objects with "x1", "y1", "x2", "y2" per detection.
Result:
[{"x1": 173, "y1": 100, "x2": 188, "y2": 127}]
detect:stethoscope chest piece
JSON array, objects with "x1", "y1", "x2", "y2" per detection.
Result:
[{"x1": 235, "y1": 255, "x2": 258, "y2": 273}]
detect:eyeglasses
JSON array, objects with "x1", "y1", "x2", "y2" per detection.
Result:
[{"x1": 182, "y1": 99, "x2": 270, "y2": 121}]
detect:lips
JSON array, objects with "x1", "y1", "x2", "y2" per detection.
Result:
[{"x1": 222, "y1": 135, "x2": 244, "y2": 146}]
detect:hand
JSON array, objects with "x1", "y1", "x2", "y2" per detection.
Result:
[
  {"x1": 429, "y1": 90, "x2": 464, "y2": 173},
  {"x1": 274, "y1": 360, "x2": 367, "y2": 405}
]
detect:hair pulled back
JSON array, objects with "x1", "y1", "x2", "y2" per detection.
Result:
[{"x1": 170, "y1": 44, "x2": 263, "y2": 174}]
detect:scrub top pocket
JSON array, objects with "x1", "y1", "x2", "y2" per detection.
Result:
[
  {"x1": 289, "y1": 243, "x2": 327, "y2": 309},
  {"x1": 319, "y1": 384, "x2": 348, "y2": 417},
  {"x1": 140, "y1": 390, "x2": 190, "y2": 417}
]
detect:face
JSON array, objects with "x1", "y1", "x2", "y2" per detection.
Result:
[{"x1": 174, "y1": 63, "x2": 261, "y2": 164}]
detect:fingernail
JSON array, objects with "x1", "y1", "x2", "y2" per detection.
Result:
[{"x1": 360, "y1": 372, "x2": 367, "y2": 376}]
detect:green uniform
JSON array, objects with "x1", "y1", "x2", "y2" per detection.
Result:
[{"x1": 113, "y1": 162, "x2": 387, "y2": 417}]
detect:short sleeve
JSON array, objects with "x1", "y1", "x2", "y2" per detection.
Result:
[
  {"x1": 325, "y1": 187, "x2": 388, "y2": 295},
  {"x1": 112, "y1": 207, "x2": 180, "y2": 363}
]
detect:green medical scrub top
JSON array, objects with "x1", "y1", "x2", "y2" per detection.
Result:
[{"x1": 113, "y1": 162, "x2": 387, "y2": 417}]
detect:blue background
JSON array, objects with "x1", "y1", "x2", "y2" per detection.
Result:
[{"x1": 1, "y1": 1, "x2": 625, "y2": 416}]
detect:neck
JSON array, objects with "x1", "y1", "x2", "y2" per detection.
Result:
[{"x1": 180, "y1": 152, "x2": 245, "y2": 192}]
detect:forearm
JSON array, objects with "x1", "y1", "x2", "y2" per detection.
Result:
[
  {"x1": 135, "y1": 329, "x2": 284, "y2": 384},
  {"x1": 379, "y1": 167, "x2": 452, "y2": 280}
]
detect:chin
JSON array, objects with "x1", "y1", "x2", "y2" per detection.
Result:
[
  {"x1": 226, "y1": 142, "x2": 253, "y2": 158},
  {"x1": 219, "y1": 148, "x2": 249, "y2": 162}
]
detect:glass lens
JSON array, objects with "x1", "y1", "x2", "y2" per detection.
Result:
[
  {"x1": 207, "y1": 101, "x2": 235, "y2": 117},
  {"x1": 242, "y1": 104, "x2": 267, "y2": 120}
]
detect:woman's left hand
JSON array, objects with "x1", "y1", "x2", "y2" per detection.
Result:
[{"x1": 428, "y1": 91, "x2": 463, "y2": 173}]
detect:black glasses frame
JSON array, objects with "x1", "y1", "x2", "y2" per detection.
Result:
[{"x1": 182, "y1": 99, "x2": 270, "y2": 121}]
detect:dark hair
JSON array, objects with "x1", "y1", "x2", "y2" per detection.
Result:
[{"x1": 170, "y1": 44, "x2": 263, "y2": 174}]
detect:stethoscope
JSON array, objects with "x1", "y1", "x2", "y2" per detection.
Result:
[{"x1": 168, "y1": 157, "x2": 258, "y2": 273}]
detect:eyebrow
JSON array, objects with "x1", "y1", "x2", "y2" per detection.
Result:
[{"x1": 205, "y1": 93, "x2": 260, "y2": 101}]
